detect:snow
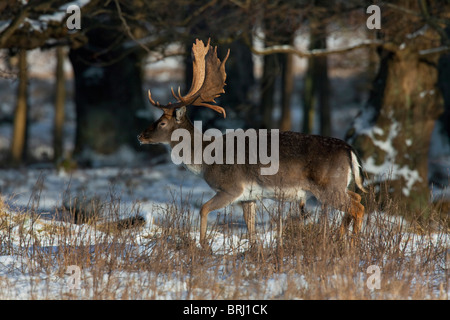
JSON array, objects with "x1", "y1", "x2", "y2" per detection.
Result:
[
  {"x1": 353, "y1": 109, "x2": 400, "y2": 157},
  {"x1": 0, "y1": 21, "x2": 10, "y2": 33},
  {"x1": 82, "y1": 66, "x2": 104, "y2": 83},
  {"x1": 419, "y1": 89, "x2": 435, "y2": 98},
  {"x1": 350, "y1": 108, "x2": 445, "y2": 197},
  {"x1": 364, "y1": 156, "x2": 423, "y2": 197},
  {"x1": 406, "y1": 25, "x2": 428, "y2": 40}
]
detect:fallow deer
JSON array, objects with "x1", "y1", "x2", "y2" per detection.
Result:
[{"x1": 138, "y1": 39, "x2": 368, "y2": 248}]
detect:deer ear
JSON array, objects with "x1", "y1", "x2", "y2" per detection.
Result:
[{"x1": 175, "y1": 106, "x2": 186, "y2": 123}]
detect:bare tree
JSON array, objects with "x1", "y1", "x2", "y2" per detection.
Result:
[
  {"x1": 346, "y1": 1, "x2": 450, "y2": 216},
  {"x1": 302, "y1": 8, "x2": 330, "y2": 134},
  {"x1": 10, "y1": 49, "x2": 28, "y2": 165},
  {"x1": 53, "y1": 46, "x2": 65, "y2": 164},
  {"x1": 68, "y1": 4, "x2": 149, "y2": 162},
  {"x1": 255, "y1": 0, "x2": 305, "y2": 130},
  {"x1": 260, "y1": 48, "x2": 278, "y2": 129},
  {"x1": 279, "y1": 35, "x2": 295, "y2": 131}
]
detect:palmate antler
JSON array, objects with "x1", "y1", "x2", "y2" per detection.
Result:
[{"x1": 147, "y1": 38, "x2": 230, "y2": 118}]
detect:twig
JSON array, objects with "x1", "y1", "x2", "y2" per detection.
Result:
[
  {"x1": 417, "y1": 0, "x2": 449, "y2": 46},
  {"x1": 114, "y1": 0, "x2": 151, "y2": 54},
  {"x1": 182, "y1": 0, "x2": 219, "y2": 25}
]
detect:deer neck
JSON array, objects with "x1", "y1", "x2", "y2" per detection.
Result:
[{"x1": 168, "y1": 118, "x2": 204, "y2": 176}]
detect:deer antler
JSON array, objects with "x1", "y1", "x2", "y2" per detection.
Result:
[
  {"x1": 147, "y1": 38, "x2": 229, "y2": 118},
  {"x1": 147, "y1": 89, "x2": 161, "y2": 107}
]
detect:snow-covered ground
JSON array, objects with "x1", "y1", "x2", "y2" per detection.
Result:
[
  {"x1": 0, "y1": 161, "x2": 448, "y2": 299},
  {"x1": 0, "y1": 160, "x2": 323, "y2": 299}
]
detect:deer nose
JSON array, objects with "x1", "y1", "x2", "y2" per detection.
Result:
[
  {"x1": 137, "y1": 133, "x2": 150, "y2": 145},
  {"x1": 137, "y1": 133, "x2": 145, "y2": 142},
  {"x1": 137, "y1": 134, "x2": 144, "y2": 146}
]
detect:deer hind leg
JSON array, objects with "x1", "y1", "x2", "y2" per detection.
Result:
[
  {"x1": 339, "y1": 212, "x2": 353, "y2": 237},
  {"x1": 199, "y1": 191, "x2": 241, "y2": 249},
  {"x1": 298, "y1": 200, "x2": 309, "y2": 218},
  {"x1": 346, "y1": 190, "x2": 365, "y2": 235},
  {"x1": 347, "y1": 190, "x2": 361, "y2": 203},
  {"x1": 240, "y1": 201, "x2": 256, "y2": 242}
]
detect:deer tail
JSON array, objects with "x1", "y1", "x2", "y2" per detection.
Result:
[{"x1": 351, "y1": 150, "x2": 368, "y2": 193}]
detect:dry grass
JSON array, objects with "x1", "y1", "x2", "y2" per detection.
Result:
[{"x1": 0, "y1": 186, "x2": 448, "y2": 300}]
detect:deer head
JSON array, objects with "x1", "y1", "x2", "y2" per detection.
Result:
[{"x1": 138, "y1": 39, "x2": 230, "y2": 145}]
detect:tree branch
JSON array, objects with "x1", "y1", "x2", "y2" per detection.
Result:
[
  {"x1": 0, "y1": 7, "x2": 29, "y2": 48},
  {"x1": 417, "y1": 0, "x2": 449, "y2": 46},
  {"x1": 249, "y1": 39, "x2": 385, "y2": 58},
  {"x1": 419, "y1": 46, "x2": 450, "y2": 56},
  {"x1": 181, "y1": 0, "x2": 218, "y2": 25},
  {"x1": 114, "y1": 0, "x2": 152, "y2": 54}
]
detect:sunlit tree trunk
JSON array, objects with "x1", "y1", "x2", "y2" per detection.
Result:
[
  {"x1": 53, "y1": 46, "x2": 65, "y2": 164},
  {"x1": 347, "y1": 32, "x2": 444, "y2": 217},
  {"x1": 302, "y1": 53, "x2": 315, "y2": 134},
  {"x1": 316, "y1": 48, "x2": 330, "y2": 137},
  {"x1": 10, "y1": 49, "x2": 28, "y2": 165}
]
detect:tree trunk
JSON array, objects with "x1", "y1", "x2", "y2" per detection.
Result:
[
  {"x1": 279, "y1": 37, "x2": 294, "y2": 131},
  {"x1": 219, "y1": 38, "x2": 255, "y2": 129},
  {"x1": 53, "y1": 46, "x2": 65, "y2": 163},
  {"x1": 260, "y1": 53, "x2": 278, "y2": 129},
  {"x1": 10, "y1": 49, "x2": 28, "y2": 165},
  {"x1": 302, "y1": 17, "x2": 329, "y2": 135},
  {"x1": 316, "y1": 48, "x2": 331, "y2": 137},
  {"x1": 437, "y1": 28, "x2": 450, "y2": 144},
  {"x1": 302, "y1": 54, "x2": 315, "y2": 134},
  {"x1": 68, "y1": 26, "x2": 147, "y2": 164},
  {"x1": 348, "y1": 42, "x2": 444, "y2": 217}
]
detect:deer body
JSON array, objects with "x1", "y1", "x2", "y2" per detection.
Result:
[{"x1": 138, "y1": 39, "x2": 367, "y2": 248}]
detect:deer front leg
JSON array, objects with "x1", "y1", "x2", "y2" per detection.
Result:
[
  {"x1": 199, "y1": 190, "x2": 242, "y2": 249},
  {"x1": 240, "y1": 201, "x2": 256, "y2": 242}
]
